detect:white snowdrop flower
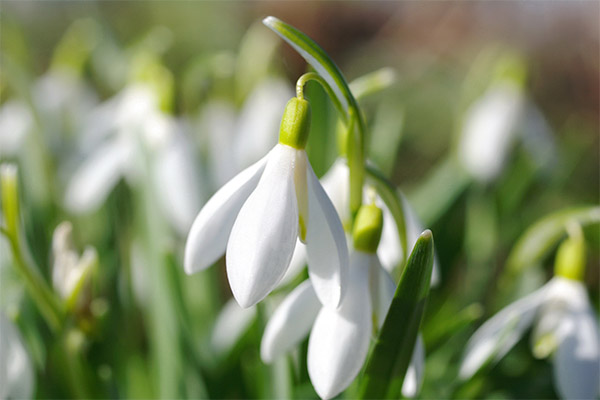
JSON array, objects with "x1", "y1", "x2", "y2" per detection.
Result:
[
  {"x1": 63, "y1": 84, "x2": 203, "y2": 234},
  {"x1": 52, "y1": 221, "x2": 97, "y2": 308},
  {"x1": 460, "y1": 276, "x2": 599, "y2": 399},
  {"x1": 185, "y1": 97, "x2": 348, "y2": 309},
  {"x1": 0, "y1": 101, "x2": 33, "y2": 157},
  {"x1": 0, "y1": 313, "x2": 35, "y2": 400},
  {"x1": 261, "y1": 204, "x2": 424, "y2": 399},
  {"x1": 458, "y1": 82, "x2": 555, "y2": 183},
  {"x1": 286, "y1": 159, "x2": 440, "y2": 286}
]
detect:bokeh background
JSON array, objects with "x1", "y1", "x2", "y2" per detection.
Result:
[{"x1": 1, "y1": 1, "x2": 598, "y2": 399}]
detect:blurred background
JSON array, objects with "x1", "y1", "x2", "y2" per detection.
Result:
[{"x1": 1, "y1": 2, "x2": 598, "y2": 399}]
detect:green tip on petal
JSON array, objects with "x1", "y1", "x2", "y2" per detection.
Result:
[
  {"x1": 278, "y1": 97, "x2": 311, "y2": 149},
  {"x1": 554, "y1": 223, "x2": 586, "y2": 282},
  {"x1": 352, "y1": 204, "x2": 383, "y2": 253}
]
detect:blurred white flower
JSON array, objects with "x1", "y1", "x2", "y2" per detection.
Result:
[
  {"x1": 210, "y1": 298, "x2": 257, "y2": 357},
  {"x1": 52, "y1": 221, "x2": 97, "y2": 308},
  {"x1": 0, "y1": 313, "x2": 35, "y2": 400},
  {"x1": 197, "y1": 78, "x2": 293, "y2": 188},
  {"x1": 261, "y1": 249, "x2": 424, "y2": 399},
  {"x1": 284, "y1": 159, "x2": 440, "y2": 286},
  {"x1": 458, "y1": 82, "x2": 555, "y2": 183},
  {"x1": 460, "y1": 276, "x2": 599, "y2": 399},
  {"x1": 185, "y1": 142, "x2": 348, "y2": 309},
  {"x1": 63, "y1": 84, "x2": 204, "y2": 235}
]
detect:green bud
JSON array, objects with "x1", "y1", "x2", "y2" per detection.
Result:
[
  {"x1": 278, "y1": 97, "x2": 311, "y2": 149},
  {"x1": 353, "y1": 204, "x2": 383, "y2": 253},
  {"x1": 554, "y1": 224, "x2": 586, "y2": 282}
]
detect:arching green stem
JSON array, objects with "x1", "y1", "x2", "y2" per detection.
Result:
[{"x1": 296, "y1": 72, "x2": 346, "y2": 123}]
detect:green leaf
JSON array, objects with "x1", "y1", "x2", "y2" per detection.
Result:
[
  {"x1": 263, "y1": 16, "x2": 355, "y2": 116},
  {"x1": 505, "y1": 206, "x2": 600, "y2": 275},
  {"x1": 358, "y1": 230, "x2": 435, "y2": 399}
]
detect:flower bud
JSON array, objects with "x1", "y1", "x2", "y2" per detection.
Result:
[
  {"x1": 554, "y1": 223, "x2": 586, "y2": 282},
  {"x1": 278, "y1": 97, "x2": 311, "y2": 149},
  {"x1": 352, "y1": 204, "x2": 383, "y2": 254}
]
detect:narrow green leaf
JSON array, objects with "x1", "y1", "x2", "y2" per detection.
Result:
[
  {"x1": 505, "y1": 205, "x2": 600, "y2": 275},
  {"x1": 263, "y1": 16, "x2": 354, "y2": 115},
  {"x1": 359, "y1": 230, "x2": 435, "y2": 399}
]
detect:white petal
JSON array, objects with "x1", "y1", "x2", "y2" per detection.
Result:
[
  {"x1": 261, "y1": 280, "x2": 321, "y2": 363},
  {"x1": 553, "y1": 305, "x2": 600, "y2": 399},
  {"x1": 402, "y1": 334, "x2": 426, "y2": 398},
  {"x1": 458, "y1": 83, "x2": 525, "y2": 182},
  {"x1": 211, "y1": 298, "x2": 257, "y2": 357},
  {"x1": 459, "y1": 285, "x2": 547, "y2": 379},
  {"x1": 234, "y1": 79, "x2": 293, "y2": 170},
  {"x1": 320, "y1": 159, "x2": 351, "y2": 226},
  {"x1": 308, "y1": 251, "x2": 372, "y2": 399},
  {"x1": 0, "y1": 101, "x2": 32, "y2": 156},
  {"x1": 184, "y1": 151, "x2": 269, "y2": 274},
  {"x1": 226, "y1": 144, "x2": 300, "y2": 308},
  {"x1": 63, "y1": 138, "x2": 131, "y2": 214},
  {"x1": 305, "y1": 162, "x2": 349, "y2": 308},
  {"x1": 153, "y1": 125, "x2": 204, "y2": 235},
  {"x1": 278, "y1": 239, "x2": 307, "y2": 287},
  {"x1": 369, "y1": 256, "x2": 396, "y2": 330},
  {"x1": 0, "y1": 313, "x2": 35, "y2": 400}
]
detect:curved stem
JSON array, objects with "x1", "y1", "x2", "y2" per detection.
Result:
[{"x1": 296, "y1": 72, "x2": 347, "y2": 123}]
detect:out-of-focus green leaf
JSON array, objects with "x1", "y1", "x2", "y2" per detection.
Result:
[
  {"x1": 505, "y1": 206, "x2": 600, "y2": 275},
  {"x1": 350, "y1": 67, "x2": 396, "y2": 102},
  {"x1": 358, "y1": 230, "x2": 434, "y2": 399}
]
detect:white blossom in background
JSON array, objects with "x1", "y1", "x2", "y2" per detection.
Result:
[
  {"x1": 184, "y1": 142, "x2": 348, "y2": 309},
  {"x1": 460, "y1": 276, "x2": 599, "y2": 399},
  {"x1": 284, "y1": 159, "x2": 440, "y2": 286},
  {"x1": 0, "y1": 313, "x2": 35, "y2": 400},
  {"x1": 261, "y1": 249, "x2": 424, "y2": 399},
  {"x1": 52, "y1": 222, "x2": 97, "y2": 308},
  {"x1": 210, "y1": 298, "x2": 257, "y2": 357},
  {"x1": 458, "y1": 82, "x2": 555, "y2": 183},
  {"x1": 63, "y1": 84, "x2": 204, "y2": 235},
  {"x1": 197, "y1": 78, "x2": 293, "y2": 188}
]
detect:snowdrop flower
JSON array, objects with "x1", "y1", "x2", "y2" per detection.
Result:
[
  {"x1": 460, "y1": 230, "x2": 599, "y2": 399},
  {"x1": 185, "y1": 96, "x2": 348, "y2": 309},
  {"x1": 458, "y1": 82, "x2": 554, "y2": 183},
  {"x1": 63, "y1": 84, "x2": 203, "y2": 235},
  {"x1": 261, "y1": 204, "x2": 424, "y2": 399},
  {"x1": 0, "y1": 313, "x2": 35, "y2": 399},
  {"x1": 285, "y1": 159, "x2": 440, "y2": 286},
  {"x1": 52, "y1": 221, "x2": 97, "y2": 310}
]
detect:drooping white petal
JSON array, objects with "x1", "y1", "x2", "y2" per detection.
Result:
[
  {"x1": 305, "y1": 162, "x2": 349, "y2": 309},
  {"x1": 0, "y1": 313, "x2": 35, "y2": 400},
  {"x1": 459, "y1": 284, "x2": 547, "y2": 379},
  {"x1": 308, "y1": 251, "x2": 372, "y2": 400},
  {"x1": 184, "y1": 151, "x2": 269, "y2": 274},
  {"x1": 63, "y1": 137, "x2": 132, "y2": 214},
  {"x1": 234, "y1": 79, "x2": 293, "y2": 171},
  {"x1": 553, "y1": 305, "x2": 600, "y2": 400},
  {"x1": 402, "y1": 334, "x2": 426, "y2": 398},
  {"x1": 458, "y1": 83, "x2": 525, "y2": 182},
  {"x1": 261, "y1": 280, "x2": 321, "y2": 363},
  {"x1": 211, "y1": 298, "x2": 257, "y2": 357},
  {"x1": 226, "y1": 144, "x2": 300, "y2": 308},
  {"x1": 153, "y1": 124, "x2": 204, "y2": 236}
]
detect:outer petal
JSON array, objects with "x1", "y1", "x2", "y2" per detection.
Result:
[
  {"x1": 184, "y1": 152, "x2": 268, "y2": 274},
  {"x1": 320, "y1": 159, "x2": 350, "y2": 226},
  {"x1": 0, "y1": 313, "x2": 35, "y2": 400},
  {"x1": 226, "y1": 144, "x2": 300, "y2": 308},
  {"x1": 369, "y1": 256, "x2": 396, "y2": 330},
  {"x1": 308, "y1": 251, "x2": 372, "y2": 399},
  {"x1": 402, "y1": 334, "x2": 426, "y2": 398},
  {"x1": 211, "y1": 298, "x2": 257, "y2": 357},
  {"x1": 305, "y1": 162, "x2": 349, "y2": 308},
  {"x1": 278, "y1": 239, "x2": 307, "y2": 287},
  {"x1": 553, "y1": 306, "x2": 600, "y2": 399},
  {"x1": 63, "y1": 138, "x2": 131, "y2": 214},
  {"x1": 261, "y1": 280, "x2": 321, "y2": 363},
  {"x1": 459, "y1": 285, "x2": 547, "y2": 379}
]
